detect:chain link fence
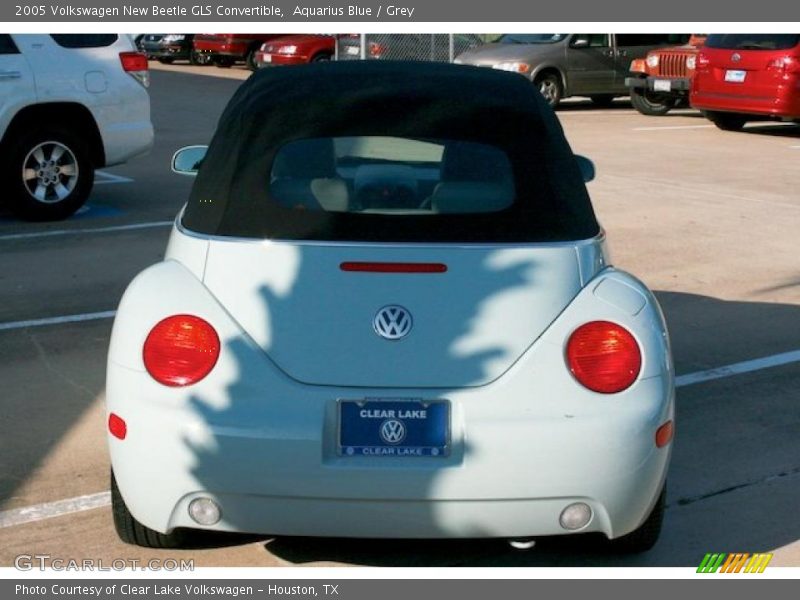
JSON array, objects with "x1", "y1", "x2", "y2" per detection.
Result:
[{"x1": 336, "y1": 34, "x2": 492, "y2": 62}]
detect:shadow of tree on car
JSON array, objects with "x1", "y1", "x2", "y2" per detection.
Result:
[
  {"x1": 259, "y1": 289, "x2": 800, "y2": 567},
  {"x1": 178, "y1": 242, "x2": 546, "y2": 557}
]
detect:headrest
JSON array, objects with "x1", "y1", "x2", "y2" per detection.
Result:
[
  {"x1": 271, "y1": 178, "x2": 350, "y2": 212},
  {"x1": 431, "y1": 182, "x2": 514, "y2": 214},
  {"x1": 271, "y1": 138, "x2": 337, "y2": 179},
  {"x1": 440, "y1": 141, "x2": 513, "y2": 183}
]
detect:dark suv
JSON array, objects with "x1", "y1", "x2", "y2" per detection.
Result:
[
  {"x1": 456, "y1": 33, "x2": 691, "y2": 107},
  {"x1": 140, "y1": 34, "x2": 202, "y2": 65}
]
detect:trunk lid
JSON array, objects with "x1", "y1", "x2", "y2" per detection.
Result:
[
  {"x1": 202, "y1": 240, "x2": 588, "y2": 388},
  {"x1": 702, "y1": 34, "x2": 800, "y2": 99}
]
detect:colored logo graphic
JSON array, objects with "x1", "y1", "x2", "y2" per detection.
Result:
[{"x1": 697, "y1": 553, "x2": 772, "y2": 573}]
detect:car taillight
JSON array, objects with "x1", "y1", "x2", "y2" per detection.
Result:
[
  {"x1": 119, "y1": 51, "x2": 150, "y2": 88},
  {"x1": 696, "y1": 52, "x2": 711, "y2": 69},
  {"x1": 767, "y1": 56, "x2": 800, "y2": 74},
  {"x1": 566, "y1": 321, "x2": 641, "y2": 394},
  {"x1": 143, "y1": 315, "x2": 220, "y2": 387},
  {"x1": 369, "y1": 42, "x2": 387, "y2": 58}
]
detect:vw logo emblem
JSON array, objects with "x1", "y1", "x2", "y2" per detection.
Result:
[
  {"x1": 380, "y1": 419, "x2": 406, "y2": 444},
  {"x1": 731, "y1": 52, "x2": 741, "y2": 62},
  {"x1": 373, "y1": 305, "x2": 413, "y2": 340}
]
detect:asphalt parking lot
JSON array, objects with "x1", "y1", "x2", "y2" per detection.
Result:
[{"x1": 1, "y1": 62, "x2": 799, "y2": 568}]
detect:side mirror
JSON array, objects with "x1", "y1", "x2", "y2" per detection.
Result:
[
  {"x1": 171, "y1": 145, "x2": 208, "y2": 176},
  {"x1": 575, "y1": 155, "x2": 595, "y2": 183},
  {"x1": 571, "y1": 37, "x2": 589, "y2": 49}
]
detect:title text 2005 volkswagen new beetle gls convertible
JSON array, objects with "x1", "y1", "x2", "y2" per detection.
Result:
[{"x1": 106, "y1": 61, "x2": 674, "y2": 552}]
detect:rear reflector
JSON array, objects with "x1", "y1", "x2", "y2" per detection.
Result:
[
  {"x1": 566, "y1": 321, "x2": 642, "y2": 394},
  {"x1": 656, "y1": 420, "x2": 674, "y2": 448},
  {"x1": 119, "y1": 51, "x2": 148, "y2": 72},
  {"x1": 143, "y1": 315, "x2": 220, "y2": 387},
  {"x1": 340, "y1": 262, "x2": 447, "y2": 273},
  {"x1": 119, "y1": 52, "x2": 150, "y2": 88},
  {"x1": 108, "y1": 413, "x2": 127, "y2": 440}
]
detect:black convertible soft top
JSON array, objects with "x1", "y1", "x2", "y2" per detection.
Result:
[{"x1": 182, "y1": 61, "x2": 599, "y2": 243}]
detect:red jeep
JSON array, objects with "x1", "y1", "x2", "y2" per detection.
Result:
[
  {"x1": 193, "y1": 34, "x2": 287, "y2": 70},
  {"x1": 626, "y1": 35, "x2": 707, "y2": 115}
]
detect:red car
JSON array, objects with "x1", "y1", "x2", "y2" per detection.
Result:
[
  {"x1": 255, "y1": 34, "x2": 335, "y2": 67},
  {"x1": 193, "y1": 34, "x2": 287, "y2": 70},
  {"x1": 691, "y1": 33, "x2": 800, "y2": 131}
]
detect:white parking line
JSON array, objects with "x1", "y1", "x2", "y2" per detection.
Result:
[
  {"x1": 0, "y1": 310, "x2": 116, "y2": 332},
  {"x1": 0, "y1": 220, "x2": 172, "y2": 242},
  {"x1": 0, "y1": 492, "x2": 110, "y2": 528},
  {"x1": 675, "y1": 349, "x2": 800, "y2": 388},
  {"x1": 632, "y1": 124, "x2": 715, "y2": 131},
  {"x1": 94, "y1": 170, "x2": 134, "y2": 185},
  {"x1": 0, "y1": 345, "x2": 797, "y2": 527}
]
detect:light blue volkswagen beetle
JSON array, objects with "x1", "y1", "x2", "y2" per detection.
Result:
[{"x1": 106, "y1": 61, "x2": 674, "y2": 552}]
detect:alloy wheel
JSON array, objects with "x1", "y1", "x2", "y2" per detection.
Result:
[{"x1": 22, "y1": 141, "x2": 79, "y2": 204}]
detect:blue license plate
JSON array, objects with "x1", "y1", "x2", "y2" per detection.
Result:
[{"x1": 338, "y1": 399, "x2": 450, "y2": 457}]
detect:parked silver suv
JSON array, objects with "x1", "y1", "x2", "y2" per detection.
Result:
[
  {"x1": 0, "y1": 34, "x2": 153, "y2": 221},
  {"x1": 455, "y1": 33, "x2": 690, "y2": 108}
]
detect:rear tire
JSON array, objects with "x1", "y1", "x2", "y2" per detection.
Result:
[
  {"x1": 608, "y1": 484, "x2": 666, "y2": 554},
  {"x1": 157, "y1": 57, "x2": 174, "y2": 64},
  {"x1": 192, "y1": 51, "x2": 211, "y2": 66},
  {"x1": 534, "y1": 72, "x2": 563, "y2": 109},
  {"x1": 310, "y1": 53, "x2": 332, "y2": 63},
  {"x1": 245, "y1": 47, "x2": 260, "y2": 71},
  {"x1": 630, "y1": 87, "x2": 676, "y2": 116},
  {"x1": 111, "y1": 470, "x2": 189, "y2": 548},
  {"x1": 3, "y1": 127, "x2": 94, "y2": 221},
  {"x1": 707, "y1": 111, "x2": 747, "y2": 131},
  {"x1": 214, "y1": 57, "x2": 234, "y2": 68}
]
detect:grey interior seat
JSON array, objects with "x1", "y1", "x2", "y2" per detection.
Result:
[
  {"x1": 430, "y1": 141, "x2": 515, "y2": 214},
  {"x1": 270, "y1": 138, "x2": 350, "y2": 212}
]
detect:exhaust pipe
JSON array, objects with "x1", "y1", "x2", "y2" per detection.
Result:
[{"x1": 508, "y1": 538, "x2": 537, "y2": 550}]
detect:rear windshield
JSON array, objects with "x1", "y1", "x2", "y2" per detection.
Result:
[
  {"x1": 499, "y1": 34, "x2": 567, "y2": 44},
  {"x1": 182, "y1": 61, "x2": 600, "y2": 244},
  {"x1": 705, "y1": 34, "x2": 800, "y2": 51},
  {"x1": 270, "y1": 137, "x2": 514, "y2": 215},
  {"x1": 50, "y1": 34, "x2": 118, "y2": 48}
]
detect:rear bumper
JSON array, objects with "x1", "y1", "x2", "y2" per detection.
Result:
[
  {"x1": 165, "y1": 490, "x2": 663, "y2": 540},
  {"x1": 142, "y1": 43, "x2": 191, "y2": 59},
  {"x1": 256, "y1": 53, "x2": 308, "y2": 66},
  {"x1": 691, "y1": 88, "x2": 800, "y2": 119},
  {"x1": 192, "y1": 39, "x2": 249, "y2": 58},
  {"x1": 109, "y1": 365, "x2": 671, "y2": 539},
  {"x1": 626, "y1": 76, "x2": 692, "y2": 92}
]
